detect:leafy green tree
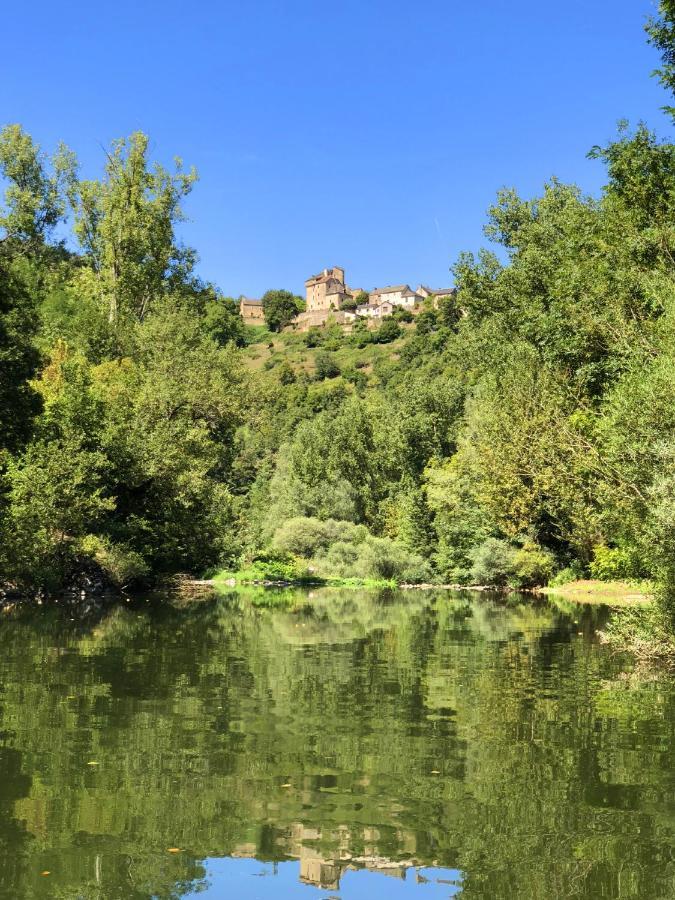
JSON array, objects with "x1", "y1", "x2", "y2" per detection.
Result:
[
  {"x1": 203, "y1": 293, "x2": 245, "y2": 346},
  {"x1": 0, "y1": 263, "x2": 41, "y2": 456},
  {"x1": 314, "y1": 351, "x2": 341, "y2": 379},
  {"x1": 646, "y1": 0, "x2": 675, "y2": 118},
  {"x1": 0, "y1": 124, "x2": 74, "y2": 247},
  {"x1": 261, "y1": 289, "x2": 300, "y2": 331},
  {"x1": 67, "y1": 131, "x2": 197, "y2": 327},
  {"x1": 375, "y1": 317, "x2": 401, "y2": 343}
]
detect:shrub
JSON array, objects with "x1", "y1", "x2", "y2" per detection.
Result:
[
  {"x1": 470, "y1": 538, "x2": 515, "y2": 586},
  {"x1": 510, "y1": 540, "x2": 555, "y2": 588},
  {"x1": 314, "y1": 351, "x2": 341, "y2": 380},
  {"x1": 242, "y1": 551, "x2": 305, "y2": 581},
  {"x1": 393, "y1": 307, "x2": 414, "y2": 323},
  {"x1": 548, "y1": 560, "x2": 586, "y2": 587},
  {"x1": 590, "y1": 545, "x2": 643, "y2": 581},
  {"x1": 315, "y1": 541, "x2": 361, "y2": 577},
  {"x1": 355, "y1": 536, "x2": 432, "y2": 583},
  {"x1": 415, "y1": 310, "x2": 438, "y2": 334},
  {"x1": 277, "y1": 360, "x2": 296, "y2": 384},
  {"x1": 272, "y1": 517, "x2": 333, "y2": 557},
  {"x1": 304, "y1": 327, "x2": 323, "y2": 348},
  {"x1": 343, "y1": 367, "x2": 368, "y2": 390},
  {"x1": 375, "y1": 318, "x2": 402, "y2": 343},
  {"x1": 78, "y1": 535, "x2": 149, "y2": 588}
]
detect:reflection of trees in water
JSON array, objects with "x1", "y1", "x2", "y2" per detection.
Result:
[{"x1": 0, "y1": 589, "x2": 671, "y2": 898}]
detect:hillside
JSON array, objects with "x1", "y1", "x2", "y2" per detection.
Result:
[{"x1": 241, "y1": 322, "x2": 411, "y2": 385}]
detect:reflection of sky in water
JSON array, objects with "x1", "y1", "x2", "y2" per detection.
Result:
[{"x1": 187, "y1": 858, "x2": 463, "y2": 897}]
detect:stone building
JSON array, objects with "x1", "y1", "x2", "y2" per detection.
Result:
[
  {"x1": 416, "y1": 285, "x2": 457, "y2": 306},
  {"x1": 239, "y1": 296, "x2": 265, "y2": 324},
  {"x1": 305, "y1": 267, "x2": 356, "y2": 311}
]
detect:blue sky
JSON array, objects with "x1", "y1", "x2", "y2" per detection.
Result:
[{"x1": 1, "y1": 0, "x2": 671, "y2": 297}]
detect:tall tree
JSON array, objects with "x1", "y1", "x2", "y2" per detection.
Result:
[
  {"x1": 261, "y1": 289, "x2": 301, "y2": 331},
  {"x1": 0, "y1": 124, "x2": 74, "y2": 249},
  {"x1": 647, "y1": 0, "x2": 675, "y2": 118},
  {"x1": 68, "y1": 132, "x2": 197, "y2": 326},
  {"x1": 0, "y1": 263, "x2": 41, "y2": 457}
]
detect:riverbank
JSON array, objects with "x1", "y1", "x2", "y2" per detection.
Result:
[{"x1": 538, "y1": 579, "x2": 653, "y2": 605}]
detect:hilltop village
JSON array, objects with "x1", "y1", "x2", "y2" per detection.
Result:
[{"x1": 239, "y1": 266, "x2": 455, "y2": 330}]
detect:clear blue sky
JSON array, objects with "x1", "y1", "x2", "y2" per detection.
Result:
[{"x1": 1, "y1": 0, "x2": 671, "y2": 297}]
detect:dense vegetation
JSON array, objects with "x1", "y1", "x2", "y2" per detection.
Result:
[{"x1": 1, "y1": 7, "x2": 675, "y2": 632}]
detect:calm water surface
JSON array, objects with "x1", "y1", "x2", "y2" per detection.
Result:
[{"x1": 0, "y1": 587, "x2": 673, "y2": 899}]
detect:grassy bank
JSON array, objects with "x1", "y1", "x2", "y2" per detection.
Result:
[
  {"x1": 211, "y1": 567, "x2": 396, "y2": 590},
  {"x1": 538, "y1": 579, "x2": 653, "y2": 606}
]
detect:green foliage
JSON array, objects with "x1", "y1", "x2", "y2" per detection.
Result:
[
  {"x1": 6, "y1": 10, "x2": 675, "y2": 618},
  {"x1": 0, "y1": 123, "x2": 74, "y2": 245},
  {"x1": 646, "y1": 0, "x2": 675, "y2": 119},
  {"x1": 511, "y1": 540, "x2": 555, "y2": 589},
  {"x1": 589, "y1": 545, "x2": 643, "y2": 582},
  {"x1": 314, "y1": 350, "x2": 341, "y2": 379},
  {"x1": 261, "y1": 289, "x2": 301, "y2": 331},
  {"x1": 68, "y1": 131, "x2": 198, "y2": 330},
  {"x1": 203, "y1": 293, "x2": 245, "y2": 346},
  {"x1": 548, "y1": 561, "x2": 586, "y2": 587},
  {"x1": 0, "y1": 262, "x2": 42, "y2": 455},
  {"x1": 374, "y1": 317, "x2": 402, "y2": 343},
  {"x1": 271, "y1": 516, "x2": 335, "y2": 556},
  {"x1": 470, "y1": 538, "x2": 516, "y2": 587}
]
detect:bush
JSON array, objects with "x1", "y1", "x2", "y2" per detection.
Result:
[
  {"x1": 315, "y1": 541, "x2": 361, "y2": 578},
  {"x1": 314, "y1": 351, "x2": 341, "y2": 380},
  {"x1": 511, "y1": 540, "x2": 554, "y2": 588},
  {"x1": 355, "y1": 536, "x2": 432, "y2": 583},
  {"x1": 241, "y1": 551, "x2": 306, "y2": 581},
  {"x1": 548, "y1": 560, "x2": 586, "y2": 587},
  {"x1": 304, "y1": 327, "x2": 323, "y2": 348},
  {"x1": 590, "y1": 545, "x2": 643, "y2": 581},
  {"x1": 393, "y1": 307, "x2": 414, "y2": 323},
  {"x1": 415, "y1": 310, "x2": 438, "y2": 334},
  {"x1": 277, "y1": 360, "x2": 296, "y2": 385},
  {"x1": 78, "y1": 535, "x2": 149, "y2": 588},
  {"x1": 271, "y1": 517, "x2": 333, "y2": 557},
  {"x1": 470, "y1": 538, "x2": 515, "y2": 586},
  {"x1": 343, "y1": 367, "x2": 368, "y2": 390},
  {"x1": 375, "y1": 318, "x2": 402, "y2": 343}
]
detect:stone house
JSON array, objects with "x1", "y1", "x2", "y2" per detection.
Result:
[
  {"x1": 416, "y1": 285, "x2": 456, "y2": 307},
  {"x1": 305, "y1": 267, "x2": 350, "y2": 311},
  {"x1": 239, "y1": 296, "x2": 265, "y2": 324},
  {"x1": 371, "y1": 284, "x2": 423, "y2": 309},
  {"x1": 370, "y1": 284, "x2": 409, "y2": 306}
]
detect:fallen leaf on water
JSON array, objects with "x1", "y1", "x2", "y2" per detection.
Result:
[
  {"x1": 87, "y1": 761, "x2": 99, "y2": 766},
  {"x1": 167, "y1": 848, "x2": 182, "y2": 853},
  {"x1": 431, "y1": 770, "x2": 440, "y2": 775},
  {"x1": 281, "y1": 783, "x2": 291, "y2": 788},
  {"x1": 40, "y1": 871, "x2": 50, "y2": 876}
]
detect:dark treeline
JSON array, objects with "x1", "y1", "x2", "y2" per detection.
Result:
[{"x1": 1, "y1": 6, "x2": 675, "y2": 630}]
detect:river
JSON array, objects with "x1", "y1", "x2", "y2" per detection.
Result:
[{"x1": 0, "y1": 586, "x2": 672, "y2": 898}]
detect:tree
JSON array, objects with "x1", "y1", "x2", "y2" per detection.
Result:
[
  {"x1": 203, "y1": 294, "x2": 245, "y2": 346},
  {"x1": 314, "y1": 351, "x2": 341, "y2": 380},
  {"x1": 0, "y1": 263, "x2": 41, "y2": 456},
  {"x1": 375, "y1": 317, "x2": 402, "y2": 343},
  {"x1": 646, "y1": 1, "x2": 675, "y2": 118},
  {"x1": 67, "y1": 131, "x2": 197, "y2": 327},
  {"x1": 0, "y1": 124, "x2": 74, "y2": 247},
  {"x1": 261, "y1": 289, "x2": 300, "y2": 331}
]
